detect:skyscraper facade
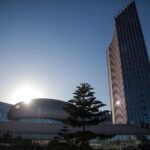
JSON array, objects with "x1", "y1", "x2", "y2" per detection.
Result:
[{"x1": 107, "y1": 1, "x2": 150, "y2": 125}]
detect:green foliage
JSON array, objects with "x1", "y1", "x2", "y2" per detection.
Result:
[
  {"x1": 57, "y1": 126, "x2": 74, "y2": 143},
  {"x1": 97, "y1": 134, "x2": 116, "y2": 140},
  {"x1": 64, "y1": 83, "x2": 109, "y2": 148},
  {"x1": 3, "y1": 131, "x2": 12, "y2": 139},
  {"x1": 64, "y1": 83, "x2": 109, "y2": 128},
  {"x1": 48, "y1": 136, "x2": 77, "y2": 150}
]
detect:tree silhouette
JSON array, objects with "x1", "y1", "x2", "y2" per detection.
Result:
[
  {"x1": 64, "y1": 83, "x2": 109, "y2": 146},
  {"x1": 57, "y1": 126, "x2": 72, "y2": 143}
]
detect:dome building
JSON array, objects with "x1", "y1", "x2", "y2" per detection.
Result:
[
  {"x1": 8, "y1": 98, "x2": 68, "y2": 124},
  {"x1": 0, "y1": 98, "x2": 149, "y2": 141},
  {"x1": 0, "y1": 98, "x2": 71, "y2": 140}
]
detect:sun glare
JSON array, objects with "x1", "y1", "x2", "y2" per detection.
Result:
[{"x1": 11, "y1": 84, "x2": 44, "y2": 104}]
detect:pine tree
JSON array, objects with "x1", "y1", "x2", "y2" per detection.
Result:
[{"x1": 64, "y1": 83, "x2": 109, "y2": 146}]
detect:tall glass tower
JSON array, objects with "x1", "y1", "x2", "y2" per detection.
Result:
[{"x1": 107, "y1": 1, "x2": 150, "y2": 126}]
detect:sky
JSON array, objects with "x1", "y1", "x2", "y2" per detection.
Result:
[{"x1": 0, "y1": 0, "x2": 150, "y2": 109}]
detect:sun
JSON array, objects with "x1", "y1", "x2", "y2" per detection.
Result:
[{"x1": 11, "y1": 84, "x2": 44, "y2": 104}]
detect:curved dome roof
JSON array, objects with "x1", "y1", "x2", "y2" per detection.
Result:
[{"x1": 8, "y1": 98, "x2": 69, "y2": 120}]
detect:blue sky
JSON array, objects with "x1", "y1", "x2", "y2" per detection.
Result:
[{"x1": 0, "y1": 0, "x2": 150, "y2": 109}]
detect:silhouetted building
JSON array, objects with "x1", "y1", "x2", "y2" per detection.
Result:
[
  {"x1": 0, "y1": 99, "x2": 111, "y2": 140},
  {"x1": 107, "y1": 1, "x2": 150, "y2": 125},
  {"x1": 0, "y1": 99, "x2": 150, "y2": 141},
  {"x1": 0, "y1": 102, "x2": 12, "y2": 121}
]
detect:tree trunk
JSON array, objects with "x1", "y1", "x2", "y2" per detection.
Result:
[{"x1": 82, "y1": 123, "x2": 85, "y2": 146}]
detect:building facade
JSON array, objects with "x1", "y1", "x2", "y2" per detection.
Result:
[
  {"x1": 0, "y1": 99, "x2": 150, "y2": 141},
  {"x1": 107, "y1": 1, "x2": 150, "y2": 125},
  {"x1": 0, "y1": 102, "x2": 12, "y2": 122},
  {"x1": 0, "y1": 98, "x2": 69, "y2": 140}
]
